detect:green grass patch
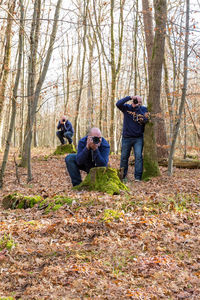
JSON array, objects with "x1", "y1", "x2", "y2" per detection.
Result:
[{"x1": 0, "y1": 234, "x2": 16, "y2": 251}]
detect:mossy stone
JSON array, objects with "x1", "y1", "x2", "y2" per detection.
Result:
[
  {"x1": 2, "y1": 193, "x2": 43, "y2": 209},
  {"x1": 73, "y1": 167, "x2": 129, "y2": 195},
  {"x1": 54, "y1": 144, "x2": 76, "y2": 155}
]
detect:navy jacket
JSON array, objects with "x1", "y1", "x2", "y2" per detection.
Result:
[
  {"x1": 116, "y1": 96, "x2": 148, "y2": 138},
  {"x1": 57, "y1": 120, "x2": 74, "y2": 134},
  {"x1": 76, "y1": 136, "x2": 110, "y2": 173}
]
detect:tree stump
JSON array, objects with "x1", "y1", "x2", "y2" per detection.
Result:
[
  {"x1": 53, "y1": 144, "x2": 76, "y2": 155},
  {"x1": 73, "y1": 167, "x2": 129, "y2": 195}
]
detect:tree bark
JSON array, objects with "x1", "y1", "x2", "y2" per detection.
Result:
[
  {"x1": 143, "y1": 0, "x2": 167, "y2": 179},
  {"x1": 21, "y1": 0, "x2": 62, "y2": 180},
  {"x1": 142, "y1": 0, "x2": 168, "y2": 159},
  {"x1": 0, "y1": 0, "x2": 23, "y2": 188},
  {"x1": 0, "y1": 1, "x2": 16, "y2": 123}
]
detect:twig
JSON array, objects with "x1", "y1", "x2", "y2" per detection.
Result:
[{"x1": 13, "y1": 153, "x2": 20, "y2": 184}]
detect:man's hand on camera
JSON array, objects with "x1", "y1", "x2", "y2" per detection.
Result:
[{"x1": 86, "y1": 136, "x2": 100, "y2": 151}]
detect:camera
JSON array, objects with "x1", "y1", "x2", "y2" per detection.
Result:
[
  {"x1": 92, "y1": 136, "x2": 101, "y2": 144},
  {"x1": 62, "y1": 118, "x2": 66, "y2": 122},
  {"x1": 133, "y1": 98, "x2": 138, "y2": 104}
]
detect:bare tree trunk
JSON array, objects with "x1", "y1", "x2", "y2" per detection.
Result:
[
  {"x1": 168, "y1": 0, "x2": 190, "y2": 175},
  {"x1": 87, "y1": 34, "x2": 94, "y2": 128},
  {"x1": 134, "y1": 0, "x2": 139, "y2": 94},
  {"x1": 142, "y1": 0, "x2": 168, "y2": 159},
  {"x1": 142, "y1": 0, "x2": 154, "y2": 77},
  {"x1": 0, "y1": 1, "x2": 16, "y2": 123},
  {"x1": 21, "y1": 0, "x2": 41, "y2": 169},
  {"x1": 143, "y1": 0, "x2": 167, "y2": 179},
  {"x1": 74, "y1": 0, "x2": 89, "y2": 144},
  {"x1": 0, "y1": 0, "x2": 23, "y2": 188},
  {"x1": 21, "y1": 0, "x2": 62, "y2": 181}
]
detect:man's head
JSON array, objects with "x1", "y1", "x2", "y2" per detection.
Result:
[
  {"x1": 61, "y1": 115, "x2": 67, "y2": 122},
  {"x1": 88, "y1": 128, "x2": 102, "y2": 144},
  {"x1": 132, "y1": 95, "x2": 142, "y2": 108}
]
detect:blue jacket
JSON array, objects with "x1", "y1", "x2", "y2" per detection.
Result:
[
  {"x1": 76, "y1": 136, "x2": 110, "y2": 173},
  {"x1": 116, "y1": 96, "x2": 148, "y2": 138},
  {"x1": 57, "y1": 120, "x2": 74, "y2": 134}
]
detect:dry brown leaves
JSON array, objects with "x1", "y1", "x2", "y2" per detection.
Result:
[{"x1": 0, "y1": 148, "x2": 199, "y2": 299}]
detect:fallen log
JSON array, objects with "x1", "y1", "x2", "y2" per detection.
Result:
[{"x1": 158, "y1": 158, "x2": 200, "y2": 169}]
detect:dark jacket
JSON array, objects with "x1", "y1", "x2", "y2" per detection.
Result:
[
  {"x1": 116, "y1": 96, "x2": 148, "y2": 138},
  {"x1": 76, "y1": 136, "x2": 110, "y2": 173},
  {"x1": 57, "y1": 120, "x2": 74, "y2": 134}
]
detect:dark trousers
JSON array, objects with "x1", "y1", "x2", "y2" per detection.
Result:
[
  {"x1": 56, "y1": 131, "x2": 73, "y2": 144},
  {"x1": 65, "y1": 154, "x2": 87, "y2": 186},
  {"x1": 120, "y1": 136, "x2": 144, "y2": 180}
]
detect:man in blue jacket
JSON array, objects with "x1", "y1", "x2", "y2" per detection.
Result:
[
  {"x1": 116, "y1": 95, "x2": 149, "y2": 182},
  {"x1": 56, "y1": 116, "x2": 74, "y2": 145},
  {"x1": 65, "y1": 127, "x2": 110, "y2": 186}
]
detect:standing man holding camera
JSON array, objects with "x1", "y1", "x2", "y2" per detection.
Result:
[
  {"x1": 65, "y1": 128, "x2": 110, "y2": 186},
  {"x1": 116, "y1": 95, "x2": 149, "y2": 182},
  {"x1": 56, "y1": 115, "x2": 74, "y2": 145}
]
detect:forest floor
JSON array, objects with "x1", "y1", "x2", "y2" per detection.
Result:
[{"x1": 0, "y1": 148, "x2": 199, "y2": 300}]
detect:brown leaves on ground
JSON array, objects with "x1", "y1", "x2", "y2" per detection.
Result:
[{"x1": 0, "y1": 148, "x2": 199, "y2": 299}]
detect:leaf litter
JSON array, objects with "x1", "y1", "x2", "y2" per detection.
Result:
[{"x1": 0, "y1": 148, "x2": 199, "y2": 299}]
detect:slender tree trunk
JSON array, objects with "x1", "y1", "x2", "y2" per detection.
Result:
[
  {"x1": 87, "y1": 34, "x2": 94, "y2": 128},
  {"x1": 168, "y1": 0, "x2": 190, "y2": 175},
  {"x1": 134, "y1": 0, "x2": 139, "y2": 94},
  {"x1": 74, "y1": 0, "x2": 88, "y2": 144},
  {"x1": 0, "y1": 1, "x2": 16, "y2": 123},
  {"x1": 0, "y1": 0, "x2": 23, "y2": 188},
  {"x1": 21, "y1": 0, "x2": 62, "y2": 180}
]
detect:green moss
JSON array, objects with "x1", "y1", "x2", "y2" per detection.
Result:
[
  {"x1": 2, "y1": 193, "x2": 43, "y2": 209},
  {"x1": 74, "y1": 167, "x2": 129, "y2": 195},
  {"x1": 103, "y1": 209, "x2": 124, "y2": 222},
  {"x1": 52, "y1": 204, "x2": 62, "y2": 211},
  {"x1": 54, "y1": 144, "x2": 76, "y2": 155},
  {"x1": 0, "y1": 234, "x2": 16, "y2": 251},
  {"x1": 53, "y1": 195, "x2": 73, "y2": 205},
  {"x1": 39, "y1": 195, "x2": 74, "y2": 213},
  {"x1": 142, "y1": 155, "x2": 160, "y2": 181}
]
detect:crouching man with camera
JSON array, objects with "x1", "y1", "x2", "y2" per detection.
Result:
[
  {"x1": 56, "y1": 116, "x2": 74, "y2": 145},
  {"x1": 65, "y1": 128, "x2": 110, "y2": 186},
  {"x1": 116, "y1": 95, "x2": 149, "y2": 182}
]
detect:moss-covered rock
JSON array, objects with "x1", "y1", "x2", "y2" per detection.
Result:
[
  {"x1": 2, "y1": 193, "x2": 43, "y2": 209},
  {"x1": 54, "y1": 144, "x2": 76, "y2": 155},
  {"x1": 73, "y1": 167, "x2": 129, "y2": 195}
]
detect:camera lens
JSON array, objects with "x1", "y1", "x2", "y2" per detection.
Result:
[
  {"x1": 92, "y1": 136, "x2": 100, "y2": 144},
  {"x1": 133, "y1": 99, "x2": 138, "y2": 104}
]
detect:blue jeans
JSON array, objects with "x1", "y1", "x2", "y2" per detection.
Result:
[
  {"x1": 65, "y1": 154, "x2": 86, "y2": 186},
  {"x1": 120, "y1": 136, "x2": 144, "y2": 180},
  {"x1": 57, "y1": 131, "x2": 73, "y2": 144}
]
